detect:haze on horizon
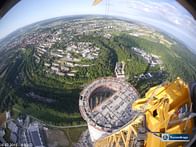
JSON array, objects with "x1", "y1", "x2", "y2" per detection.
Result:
[{"x1": 0, "y1": 0, "x2": 196, "y2": 53}]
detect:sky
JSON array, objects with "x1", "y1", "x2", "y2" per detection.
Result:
[{"x1": 0, "y1": 0, "x2": 196, "y2": 52}]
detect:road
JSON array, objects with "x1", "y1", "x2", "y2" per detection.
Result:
[{"x1": 13, "y1": 107, "x2": 87, "y2": 129}]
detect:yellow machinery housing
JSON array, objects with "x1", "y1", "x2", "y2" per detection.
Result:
[{"x1": 95, "y1": 78, "x2": 194, "y2": 147}]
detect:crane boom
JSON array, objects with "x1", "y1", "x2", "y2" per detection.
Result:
[{"x1": 93, "y1": 0, "x2": 103, "y2": 6}]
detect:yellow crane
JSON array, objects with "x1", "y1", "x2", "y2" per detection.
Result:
[
  {"x1": 95, "y1": 78, "x2": 195, "y2": 147},
  {"x1": 93, "y1": 0, "x2": 103, "y2": 6}
]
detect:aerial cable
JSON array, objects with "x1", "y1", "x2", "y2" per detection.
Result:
[{"x1": 105, "y1": 0, "x2": 110, "y2": 16}]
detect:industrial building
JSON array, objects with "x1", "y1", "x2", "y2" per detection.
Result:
[{"x1": 79, "y1": 77, "x2": 139, "y2": 141}]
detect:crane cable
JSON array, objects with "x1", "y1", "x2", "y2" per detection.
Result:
[{"x1": 105, "y1": 0, "x2": 109, "y2": 16}]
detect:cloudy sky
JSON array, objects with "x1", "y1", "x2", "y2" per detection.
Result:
[{"x1": 0, "y1": 0, "x2": 196, "y2": 52}]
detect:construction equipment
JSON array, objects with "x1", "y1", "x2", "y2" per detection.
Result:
[
  {"x1": 93, "y1": 0, "x2": 103, "y2": 6},
  {"x1": 95, "y1": 78, "x2": 196, "y2": 147}
]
